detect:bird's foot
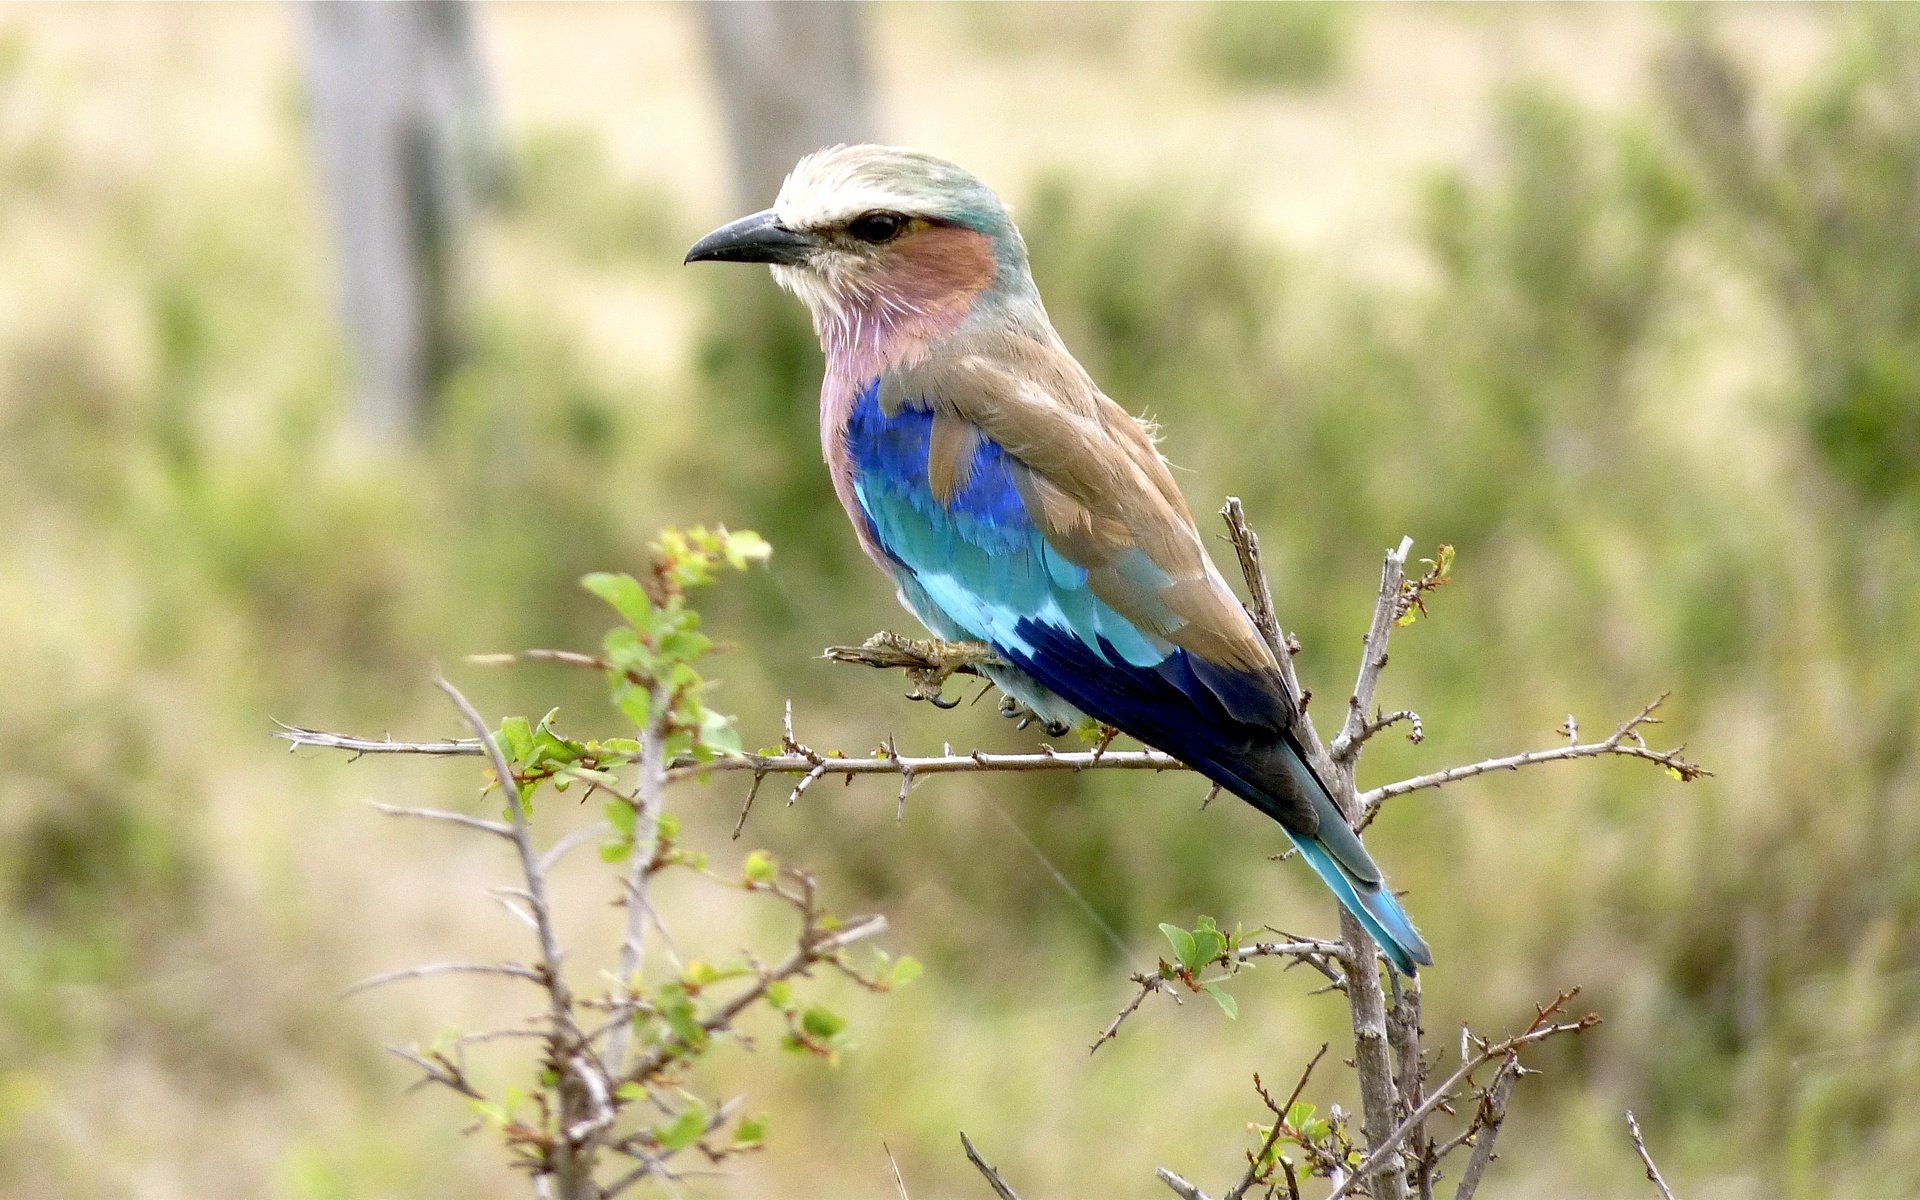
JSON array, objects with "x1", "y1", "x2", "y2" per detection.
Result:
[
  {"x1": 822, "y1": 632, "x2": 1005, "y2": 710},
  {"x1": 998, "y1": 695, "x2": 1070, "y2": 738}
]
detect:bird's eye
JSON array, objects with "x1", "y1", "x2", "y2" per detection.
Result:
[{"x1": 847, "y1": 211, "x2": 907, "y2": 244}]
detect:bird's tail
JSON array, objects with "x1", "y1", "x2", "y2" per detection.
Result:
[
  {"x1": 1284, "y1": 832, "x2": 1431, "y2": 977},
  {"x1": 1241, "y1": 731, "x2": 1433, "y2": 976}
]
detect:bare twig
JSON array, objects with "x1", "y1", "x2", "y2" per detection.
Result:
[
  {"x1": 1222, "y1": 1047, "x2": 1329, "y2": 1200},
  {"x1": 1090, "y1": 972, "x2": 1175, "y2": 1054},
  {"x1": 886, "y1": 1141, "x2": 912, "y2": 1200},
  {"x1": 368, "y1": 801, "x2": 513, "y2": 838},
  {"x1": 1157, "y1": 1167, "x2": 1218, "y2": 1200},
  {"x1": 960, "y1": 1131, "x2": 1025, "y2": 1200},
  {"x1": 343, "y1": 959, "x2": 544, "y2": 997},
  {"x1": 1449, "y1": 1056, "x2": 1519, "y2": 1200},
  {"x1": 1335, "y1": 541, "x2": 1417, "y2": 1200},
  {"x1": 1221, "y1": 500, "x2": 1318, "y2": 756},
  {"x1": 1330, "y1": 536, "x2": 1416, "y2": 776},
  {"x1": 1358, "y1": 693, "x2": 1708, "y2": 827},
  {"x1": 387, "y1": 1045, "x2": 486, "y2": 1100},
  {"x1": 1626, "y1": 1111, "x2": 1679, "y2": 1200},
  {"x1": 1388, "y1": 974, "x2": 1429, "y2": 1196},
  {"x1": 1349, "y1": 707, "x2": 1425, "y2": 752}
]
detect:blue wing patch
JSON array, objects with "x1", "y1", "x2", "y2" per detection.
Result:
[
  {"x1": 845, "y1": 379, "x2": 1284, "y2": 727},
  {"x1": 843, "y1": 380, "x2": 1431, "y2": 974}
]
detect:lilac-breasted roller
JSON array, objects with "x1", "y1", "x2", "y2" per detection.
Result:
[{"x1": 687, "y1": 145, "x2": 1431, "y2": 974}]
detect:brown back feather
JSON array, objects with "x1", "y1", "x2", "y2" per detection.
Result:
[{"x1": 883, "y1": 334, "x2": 1290, "y2": 690}]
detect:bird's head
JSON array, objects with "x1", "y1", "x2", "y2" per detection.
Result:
[{"x1": 686, "y1": 144, "x2": 1045, "y2": 360}]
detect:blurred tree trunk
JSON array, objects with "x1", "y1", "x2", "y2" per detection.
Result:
[
  {"x1": 699, "y1": 1, "x2": 878, "y2": 210},
  {"x1": 303, "y1": 0, "x2": 503, "y2": 440}
]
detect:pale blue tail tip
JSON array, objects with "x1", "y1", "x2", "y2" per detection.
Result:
[{"x1": 1291, "y1": 836, "x2": 1433, "y2": 977}]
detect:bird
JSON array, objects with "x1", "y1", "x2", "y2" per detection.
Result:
[{"x1": 686, "y1": 144, "x2": 1431, "y2": 975}]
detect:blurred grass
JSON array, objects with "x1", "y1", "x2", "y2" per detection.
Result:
[{"x1": 0, "y1": 5, "x2": 1916, "y2": 1199}]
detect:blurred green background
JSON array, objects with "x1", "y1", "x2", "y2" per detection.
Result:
[{"x1": 3, "y1": 3, "x2": 1918, "y2": 1197}]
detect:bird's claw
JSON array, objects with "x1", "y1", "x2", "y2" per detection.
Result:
[{"x1": 997, "y1": 695, "x2": 1069, "y2": 737}]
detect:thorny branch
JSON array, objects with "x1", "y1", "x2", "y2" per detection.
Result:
[
  {"x1": 282, "y1": 501, "x2": 1703, "y2": 1200},
  {"x1": 278, "y1": 721, "x2": 1187, "y2": 785},
  {"x1": 338, "y1": 675, "x2": 894, "y2": 1199},
  {"x1": 1358, "y1": 693, "x2": 1709, "y2": 828},
  {"x1": 1326, "y1": 990, "x2": 1602, "y2": 1200},
  {"x1": 1093, "y1": 937, "x2": 1347, "y2": 1053}
]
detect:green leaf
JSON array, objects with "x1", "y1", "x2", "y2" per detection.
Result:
[
  {"x1": 497, "y1": 716, "x2": 534, "y2": 763},
  {"x1": 766, "y1": 980, "x2": 795, "y2": 1011},
  {"x1": 655, "y1": 1098, "x2": 710, "y2": 1152},
  {"x1": 720, "y1": 529, "x2": 772, "y2": 570},
  {"x1": 582, "y1": 572, "x2": 654, "y2": 629},
  {"x1": 733, "y1": 1113, "x2": 769, "y2": 1148},
  {"x1": 1203, "y1": 982, "x2": 1239, "y2": 1020},
  {"x1": 1191, "y1": 927, "x2": 1227, "y2": 966},
  {"x1": 699, "y1": 709, "x2": 743, "y2": 757},
  {"x1": 800, "y1": 1005, "x2": 847, "y2": 1041},
  {"x1": 599, "y1": 838, "x2": 633, "y2": 863},
  {"x1": 891, "y1": 956, "x2": 924, "y2": 986},
  {"x1": 1160, "y1": 922, "x2": 1198, "y2": 970},
  {"x1": 743, "y1": 849, "x2": 777, "y2": 884},
  {"x1": 613, "y1": 682, "x2": 652, "y2": 726},
  {"x1": 605, "y1": 797, "x2": 638, "y2": 838},
  {"x1": 659, "y1": 629, "x2": 713, "y2": 662},
  {"x1": 615, "y1": 1081, "x2": 648, "y2": 1102}
]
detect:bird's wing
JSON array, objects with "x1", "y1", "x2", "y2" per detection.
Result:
[{"x1": 848, "y1": 334, "x2": 1324, "y2": 837}]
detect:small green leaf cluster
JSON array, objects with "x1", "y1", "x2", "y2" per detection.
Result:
[
  {"x1": 1248, "y1": 1098, "x2": 1362, "y2": 1183},
  {"x1": 570, "y1": 525, "x2": 770, "y2": 769},
  {"x1": 1157, "y1": 915, "x2": 1243, "y2": 1020},
  {"x1": 493, "y1": 708, "x2": 636, "y2": 811},
  {"x1": 405, "y1": 528, "x2": 922, "y2": 1185}
]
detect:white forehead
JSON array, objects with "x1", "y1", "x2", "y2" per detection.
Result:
[{"x1": 772, "y1": 143, "x2": 1000, "y2": 232}]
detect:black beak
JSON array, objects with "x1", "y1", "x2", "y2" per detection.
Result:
[{"x1": 684, "y1": 209, "x2": 819, "y2": 265}]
